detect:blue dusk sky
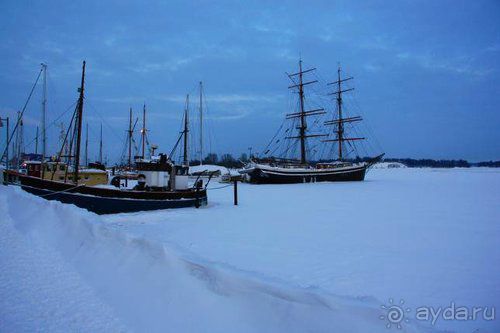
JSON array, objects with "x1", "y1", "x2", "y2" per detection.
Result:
[{"x1": 0, "y1": 0, "x2": 499, "y2": 162}]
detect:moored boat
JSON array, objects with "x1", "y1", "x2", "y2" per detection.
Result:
[
  {"x1": 240, "y1": 60, "x2": 384, "y2": 184},
  {"x1": 4, "y1": 158, "x2": 207, "y2": 215},
  {"x1": 240, "y1": 155, "x2": 383, "y2": 184},
  {"x1": 2, "y1": 61, "x2": 208, "y2": 214}
]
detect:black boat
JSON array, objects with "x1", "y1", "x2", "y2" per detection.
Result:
[
  {"x1": 1, "y1": 61, "x2": 208, "y2": 214},
  {"x1": 240, "y1": 155, "x2": 383, "y2": 184},
  {"x1": 4, "y1": 158, "x2": 207, "y2": 215},
  {"x1": 240, "y1": 60, "x2": 384, "y2": 184}
]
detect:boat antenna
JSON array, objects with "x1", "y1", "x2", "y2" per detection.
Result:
[{"x1": 73, "y1": 60, "x2": 86, "y2": 184}]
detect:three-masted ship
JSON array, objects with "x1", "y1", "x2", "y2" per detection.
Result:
[
  {"x1": 2, "y1": 62, "x2": 207, "y2": 214},
  {"x1": 240, "y1": 60, "x2": 384, "y2": 184}
]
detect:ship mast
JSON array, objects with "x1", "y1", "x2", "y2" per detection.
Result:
[
  {"x1": 141, "y1": 103, "x2": 146, "y2": 159},
  {"x1": 99, "y1": 123, "x2": 103, "y2": 163},
  {"x1": 128, "y1": 107, "x2": 133, "y2": 169},
  {"x1": 35, "y1": 126, "x2": 39, "y2": 155},
  {"x1": 336, "y1": 67, "x2": 344, "y2": 160},
  {"x1": 183, "y1": 94, "x2": 189, "y2": 166},
  {"x1": 324, "y1": 65, "x2": 364, "y2": 161},
  {"x1": 41, "y1": 63, "x2": 47, "y2": 178},
  {"x1": 73, "y1": 60, "x2": 86, "y2": 184},
  {"x1": 199, "y1": 81, "x2": 203, "y2": 165},
  {"x1": 15, "y1": 111, "x2": 23, "y2": 169},
  {"x1": 298, "y1": 60, "x2": 307, "y2": 164},
  {"x1": 84, "y1": 123, "x2": 88, "y2": 166},
  {"x1": 286, "y1": 60, "x2": 326, "y2": 164}
]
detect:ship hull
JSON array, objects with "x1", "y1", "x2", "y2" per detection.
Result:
[
  {"x1": 4, "y1": 172, "x2": 207, "y2": 214},
  {"x1": 243, "y1": 164, "x2": 367, "y2": 184},
  {"x1": 241, "y1": 154, "x2": 385, "y2": 185}
]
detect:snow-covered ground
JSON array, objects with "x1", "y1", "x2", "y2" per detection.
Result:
[
  {"x1": 1, "y1": 168, "x2": 499, "y2": 332},
  {"x1": 373, "y1": 161, "x2": 407, "y2": 168}
]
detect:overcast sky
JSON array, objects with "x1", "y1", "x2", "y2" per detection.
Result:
[{"x1": 1, "y1": 0, "x2": 499, "y2": 162}]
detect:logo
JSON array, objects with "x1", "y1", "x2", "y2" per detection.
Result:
[{"x1": 379, "y1": 298, "x2": 411, "y2": 329}]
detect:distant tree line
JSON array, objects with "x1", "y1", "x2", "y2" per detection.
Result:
[
  {"x1": 474, "y1": 160, "x2": 500, "y2": 167},
  {"x1": 382, "y1": 158, "x2": 498, "y2": 168},
  {"x1": 383, "y1": 158, "x2": 470, "y2": 168},
  {"x1": 189, "y1": 153, "x2": 500, "y2": 169},
  {"x1": 189, "y1": 153, "x2": 248, "y2": 168}
]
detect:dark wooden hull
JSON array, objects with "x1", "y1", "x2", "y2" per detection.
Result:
[
  {"x1": 245, "y1": 164, "x2": 367, "y2": 184},
  {"x1": 243, "y1": 154, "x2": 384, "y2": 185},
  {"x1": 5, "y1": 172, "x2": 207, "y2": 214}
]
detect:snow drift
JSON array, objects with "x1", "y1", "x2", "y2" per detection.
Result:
[{"x1": 0, "y1": 185, "x2": 431, "y2": 332}]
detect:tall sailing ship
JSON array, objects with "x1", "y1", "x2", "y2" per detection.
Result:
[
  {"x1": 2, "y1": 61, "x2": 208, "y2": 214},
  {"x1": 240, "y1": 60, "x2": 384, "y2": 184}
]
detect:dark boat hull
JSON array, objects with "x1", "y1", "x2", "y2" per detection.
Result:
[
  {"x1": 245, "y1": 165, "x2": 367, "y2": 184},
  {"x1": 243, "y1": 154, "x2": 384, "y2": 185},
  {"x1": 5, "y1": 172, "x2": 207, "y2": 214},
  {"x1": 20, "y1": 184, "x2": 207, "y2": 214}
]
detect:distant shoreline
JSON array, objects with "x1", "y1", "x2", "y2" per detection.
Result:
[{"x1": 194, "y1": 155, "x2": 500, "y2": 169}]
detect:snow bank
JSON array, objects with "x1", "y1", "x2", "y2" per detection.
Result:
[
  {"x1": 189, "y1": 164, "x2": 229, "y2": 175},
  {"x1": 105, "y1": 168, "x2": 500, "y2": 333},
  {"x1": 0, "y1": 185, "x2": 428, "y2": 332},
  {"x1": 373, "y1": 161, "x2": 407, "y2": 168}
]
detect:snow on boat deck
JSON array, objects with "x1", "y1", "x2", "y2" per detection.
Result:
[{"x1": 1, "y1": 168, "x2": 499, "y2": 332}]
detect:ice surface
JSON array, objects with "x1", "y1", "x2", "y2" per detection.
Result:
[{"x1": 1, "y1": 168, "x2": 499, "y2": 332}]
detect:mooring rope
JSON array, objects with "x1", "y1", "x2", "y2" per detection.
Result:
[
  {"x1": 207, "y1": 183, "x2": 233, "y2": 190},
  {"x1": 38, "y1": 184, "x2": 84, "y2": 197}
]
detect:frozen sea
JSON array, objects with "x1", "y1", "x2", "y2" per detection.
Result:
[{"x1": 1, "y1": 168, "x2": 499, "y2": 332}]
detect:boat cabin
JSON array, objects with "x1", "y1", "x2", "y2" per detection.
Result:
[
  {"x1": 22, "y1": 161, "x2": 42, "y2": 178},
  {"x1": 23, "y1": 161, "x2": 108, "y2": 186},
  {"x1": 135, "y1": 154, "x2": 191, "y2": 191}
]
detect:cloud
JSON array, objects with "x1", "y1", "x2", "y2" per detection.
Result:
[
  {"x1": 396, "y1": 52, "x2": 494, "y2": 77},
  {"x1": 359, "y1": 36, "x2": 394, "y2": 51},
  {"x1": 483, "y1": 44, "x2": 500, "y2": 53},
  {"x1": 252, "y1": 24, "x2": 295, "y2": 37},
  {"x1": 156, "y1": 93, "x2": 283, "y2": 104},
  {"x1": 275, "y1": 49, "x2": 297, "y2": 61},
  {"x1": 132, "y1": 55, "x2": 201, "y2": 73},
  {"x1": 363, "y1": 63, "x2": 382, "y2": 73},
  {"x1": 98, "y1": 96, "x2": 146, "y2": 104}
]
